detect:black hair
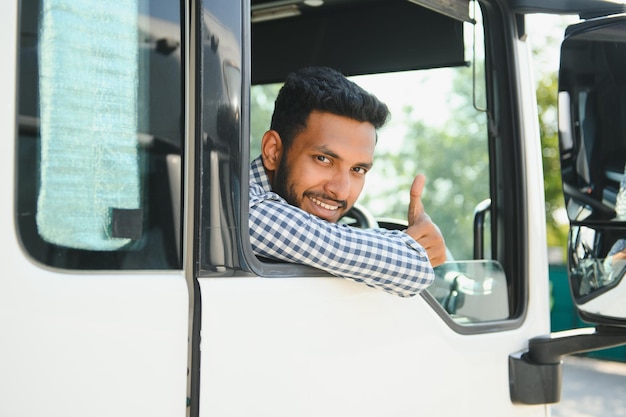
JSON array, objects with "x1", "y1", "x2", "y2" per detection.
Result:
[{"x1": 270, "y1": 67, "x2": 390, "y2": 150}]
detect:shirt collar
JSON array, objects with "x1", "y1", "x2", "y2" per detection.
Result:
[{"x1": 250, "y1": 155, "x2": 272, "y2": 192}]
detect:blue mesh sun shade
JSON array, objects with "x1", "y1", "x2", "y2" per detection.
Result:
[{"x1": 37, "y1": 0, "x2": 141, "y2": 250}]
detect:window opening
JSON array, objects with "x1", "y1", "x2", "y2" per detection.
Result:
[{"x1": 17, "y1": 0, "x2": 183, "y2": 269}]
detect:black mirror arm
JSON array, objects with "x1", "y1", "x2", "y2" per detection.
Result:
[
  {"x1": 528, "y1": 325, "x2": 626, "y2": 365},
  {"x1": 509, "y1": 325, "x2": 626, "y2": 405}
]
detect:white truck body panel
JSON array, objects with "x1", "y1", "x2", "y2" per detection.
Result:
[{"x1": 2, "y1": 0, "x2": 606, "y2": 416}]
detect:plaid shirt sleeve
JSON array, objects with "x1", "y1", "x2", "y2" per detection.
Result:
[{"x1": 249, "y1": 181, "x2": 435, "y2": 298}]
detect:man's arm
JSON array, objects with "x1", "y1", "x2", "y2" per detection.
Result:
[{"x1": 249, "y1": 184, "x2": 434, "y2": 297}]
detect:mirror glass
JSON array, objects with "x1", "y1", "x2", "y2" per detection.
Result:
[
  {"x1": 428, "y1": 260, "x2": 509, "y2": 324},
  {"x1": 559, "y1": 17, "x2": 626, "y2": 224},
  {"x1": 568, "y1": 225, "x2": 626, "y2": 321},
  {"x1": 559, "y1": 16, "x2": 626, "y2": 324}
]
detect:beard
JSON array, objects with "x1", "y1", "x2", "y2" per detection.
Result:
[
  {"x1": 271, "y1": 152, "x2": 300, "y2": 208},
  {"x1": 271, "y1": 152, "x2": 348, "y2": 222}
]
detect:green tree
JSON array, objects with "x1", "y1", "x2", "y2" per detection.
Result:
[
  {"x1": 536, "y1": 72, "x2": 568, "y2": 249},
  {"x1": 250, "y1": 83, "x2": 281, "y2": 157}
]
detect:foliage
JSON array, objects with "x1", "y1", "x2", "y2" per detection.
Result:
[
  {"x1": 536, "y1": 72, "x2": 569, "y2": 250},
  {"x1": 249, "y1": 83, "x2": 281, "y2": 157},
  {"x1": 359, "y1": 66, "x2": 489, "y2": 259}
]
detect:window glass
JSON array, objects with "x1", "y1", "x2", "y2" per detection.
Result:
[
  {"x1": 250, "y1": 3, "x2": 509, "y2": 324},
  {"x1": 17, "y1": 0, "x2": 182, "y2": 269}
]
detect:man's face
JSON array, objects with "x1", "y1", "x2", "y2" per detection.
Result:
[{"x1": 268, "y1": 111, "x2": 376, "y2": 223}]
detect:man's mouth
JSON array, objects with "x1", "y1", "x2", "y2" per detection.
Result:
[{"x1": 309, "y1": 196, "x2": 344, "y2": 211}]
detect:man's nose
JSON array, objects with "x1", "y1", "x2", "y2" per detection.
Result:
[{"x1": 325, "y1": 169, "x2": 351, "y2": 201}]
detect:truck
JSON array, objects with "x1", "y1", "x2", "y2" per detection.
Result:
[{"x1": 3, "y1": 0, "x2": 626, "y2": 415}]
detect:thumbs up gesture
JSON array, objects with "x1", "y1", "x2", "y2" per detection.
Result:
[{"x1": 406, "y1": 174, "x2": 446, "y2": 267}]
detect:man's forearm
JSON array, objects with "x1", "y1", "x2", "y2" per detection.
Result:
[{"x1": 249, "y1": 198, "x2": 434, "y2": 297}]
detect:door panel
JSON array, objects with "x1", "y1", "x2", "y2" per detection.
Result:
[
  {"x1": 195, "y1": 0, "x2": 550, "y2": 415},
  {"x1": 1, "y1": 1, "x2": 190, "y2": 416},
  {"x1": 198, "y1": 277, "x2": 547, "y2": 417},
  {"x1": 0, "y1": 256, "x2": 189, "y2": 416}
]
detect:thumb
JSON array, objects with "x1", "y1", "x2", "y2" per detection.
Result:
[{"x1": 408, "y1": 174, "x2": 426, "y2": 223}]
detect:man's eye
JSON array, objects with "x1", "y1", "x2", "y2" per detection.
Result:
[
  {"x1": 316, "y1": 155, "x2": 331, "y2": 163},
  {"x1": 353, "y1": 167, "x2": 368, "y2": 175}
]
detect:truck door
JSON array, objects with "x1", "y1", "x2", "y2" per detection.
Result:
[
  {"x1": 192, "y1": 1, "x2": 550, "y2": 416},
  {"x1": 3, "y1": 0, "x2": 189, "y2": 416}
]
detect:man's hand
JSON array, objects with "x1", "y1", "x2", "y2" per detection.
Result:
[
  {"x1": 406, "y1": 174, "x2": 446, "y2": 267},
  {"x1": 612, "y1": 249, "x2": 626, "y2": 263}
]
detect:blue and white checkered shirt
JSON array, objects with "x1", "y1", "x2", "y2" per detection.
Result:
[{"x1": 249, "y1": 156, "x2": 434, "y2": 297}]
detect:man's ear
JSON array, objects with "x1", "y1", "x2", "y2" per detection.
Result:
[{"x1": 261, "y1": 130, "x2": 283, "y2": 171}]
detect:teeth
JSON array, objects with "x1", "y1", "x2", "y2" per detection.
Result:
[{"x1": 310, "y1": 197, "x2": 339, "y2": 211}]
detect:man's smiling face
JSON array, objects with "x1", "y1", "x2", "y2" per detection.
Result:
[{"x1": 264, "y1": 111, "x2": 377, "y2": 223}]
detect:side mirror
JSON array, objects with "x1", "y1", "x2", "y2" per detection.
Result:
[{"x1": 558, "y1": 16, "x2": 626, "y2": 325}]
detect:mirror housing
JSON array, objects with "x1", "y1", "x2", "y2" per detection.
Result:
[{"x1": 559, "y1": 15, "x2": 626, "y2": 325}]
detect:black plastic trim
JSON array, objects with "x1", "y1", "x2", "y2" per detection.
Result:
[
  {"x1": 509, "y1": 351, "x2": 562, "y2": 404},
  {"x1": 509, "y1": 326, "x2": 626, "y2": 404}
]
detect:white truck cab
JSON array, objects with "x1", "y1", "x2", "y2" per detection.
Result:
[{"x1": 2, "y1": 0, "x2": 626, "y2": 416}]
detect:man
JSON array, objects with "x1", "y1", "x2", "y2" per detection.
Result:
[{"x1": 249, "y1": 67, "x2": 446, "y2": 297}]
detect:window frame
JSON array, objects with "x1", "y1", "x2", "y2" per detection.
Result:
[
  {"x1": 198, "y1": 0, "x2": 531, "y2": 334},
  {"x1": 16, "y1": 0, "x2": 185, "y2": 270}
]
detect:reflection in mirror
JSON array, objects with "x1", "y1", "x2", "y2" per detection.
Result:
[
  {"x1": 559, "y1": 16, "x2": 626, "y2": 324},
  {"x1": 427, "y1": 260, "x2": 508, "y2": 324},
  {"x1": 603, "y1": 238, "x2": 626, "y2": 285},
  {"x1": 559, "y1": 17, "x2": 626, "y2": 224},
  {"x1": 569, "y1": 225, "x2": 626, "y2": 320}
]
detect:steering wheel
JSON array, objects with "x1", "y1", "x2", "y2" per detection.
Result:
[
  {"x1": 343, "y1": 204, "x2": 379, "y2": 229},
  {"x1": 344, "y1": 204, "x2": 411, "y2": 231},
  {"x1": 562, "y1": 183, "x2": 616, "y2": 220}
]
